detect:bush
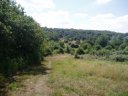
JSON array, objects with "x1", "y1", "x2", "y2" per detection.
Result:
[
  {"x1": 65, "y1": 45, "x2": 71, "y2": 53},
  {"x1": 124, "y1": 46, "x2": 128, "y2": 51},
  {"x1": 0, "y1": 74, "x2": 6, "y2": 95},
  {"x1": 74, "y1": 53, "x2": 80, "y2": 59},
  {"x1": 70, "y1": 43, "x2": 79, "y2": 48},
  {"x1": 95, "y1": 45, "x2": 102, "y2": 50},
  {"x1": 119, "y1": 43, "x2": 127, "y2": 50},
  {"x1": 96, "y1": 49, "x2": 110, "y2": 56},
  {"x1": 89, "y1": 49, "x2": 96, "y2": 55},
  {"x1": 82, "y1": 43, "x2": 92, "y2": 50},
  {"x1": 114, "y1": 51, "x2": 128, "y2": 55},
  {"x1": 110, "y1": 55, "x2": 128, "y2": 62},
  {"x1": 0, "y1": 57, "x2": 25, "y2": 75},
  {"x1": 76, "y1": 47, "x2": 85, "y2": 55},
  {"x1": 0, "y1": 74, "x2": 5, "y2": 87},
  {"x1": 58, "y1": 47, "x2": 64, "y2": 54},
  {"x1": 44, "y1": 49, "x2": 52, "y2": 56},
  {"x1": 0, "y1": 0, "x2": 44, "y2": 75},
  {"x1": 70, "y1": 48, "x2": 75, "y2": 55},
  {"x1": 105, "y1": 45, "x2": 113, "y2": 50}
]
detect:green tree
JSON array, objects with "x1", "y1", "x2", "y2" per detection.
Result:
[
  {"x1": 96, "y1": 35, "x2": 108, "y2": 47},
  {"x1": 76, "y1": 47, "x2": 85, "y2": 55},
  {"x1": 0, "y1": 0, "x2": 45, "y2": 75}
]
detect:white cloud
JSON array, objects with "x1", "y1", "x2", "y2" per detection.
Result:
[
  {"x1": 16, "y1": 0, "x2": 55, "y2": 12},
  {"x1": 15, "y1": 0, "x2": 128, "y2": 33},
  {"x1": 75, "y1": 13, "x2": 88, "y2": 17},
  {"x1": 91, "y1": 13, "x2": 115, "y2": 18},
  {"x1": 85, "y1": 14, "x2": 128, "y2": 32},
  {"x1": 96, "y1": 0, "x2": 112, "y2": 4},
  {"x1": 31, "y1": 10, "x2": 70, "y2": 28},
  {"x1": 62, "y1": 13, "x2": 128, "y2": 33},
  {"x1": 16, "y1": 0, "x2": 70, "y2": 28}
]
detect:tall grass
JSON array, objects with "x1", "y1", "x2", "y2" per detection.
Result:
[{"x1": 45, "y1": 54, "x2": 128, "y2": 96}]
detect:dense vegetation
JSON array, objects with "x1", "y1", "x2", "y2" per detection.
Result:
[
  {"x1": 0, "y1": 0, "x2": 45, "y2": 75},
  {"x1": 43, "y1": 27, "x2": 128, "y2": 61},
  {"x1": 0, "y1": 0, "x2": 45, "y2": 94}
]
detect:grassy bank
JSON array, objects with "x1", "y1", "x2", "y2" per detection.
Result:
[{"x1": 46, "y1": 54, "x2": 128, "y2": 96}]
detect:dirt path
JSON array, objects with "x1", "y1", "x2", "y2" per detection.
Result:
[{"x1": 7, "y1": 61, "x2": 52, "y2": 96}]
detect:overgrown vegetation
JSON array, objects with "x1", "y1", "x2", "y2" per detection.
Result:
[
  {"x1": 46, "y1": 54, "x2": 128, "y2": 96},
  {"x1": 43, "y1": 27, "x2": 128, "y2": 62},
  {"x1": 0, "y1": 0, "x2": 45, "y2": 94}
]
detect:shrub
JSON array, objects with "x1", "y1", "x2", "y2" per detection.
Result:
[
  {"x1": 0, "y1": 74, "x2": 6, "y2": 96},
  {"x1": 70, "y1": 43, "x2": 79, "y2": 48},
  {"x1": 74, "y1": 53, "x2": 80, "y2": 59},
  {"x1": 96, "y1": 49, "x2": 110, "y2": 56},
  {"x1": 110, "y1": 55, "x2": 128, "y2": 62},
  {"x1": 124, "y1": 46, "x2": 128, "y2": 51},
  {"x1": 114, "y1": 51, "x2": 128, "y2": 55},
  {"x1": 59, "y1": 41, "x2": 65, "y2": 48},
  {"x1": 105, "y1": 45, "x2": 113, "y2": 50},
  {"x1": 119, "y1": 43, "x2": 127, "y2": 50},
  {"x1": 0, "y1": 74, "x2": 5, "y2": 87},
  {"x1": 58, "y1": 47, "x2": 64, "y2": 54},
  {"x1": 70, "y1": 48, "x2": 75, "y2": 55},
  {"x1": 0, "y1": 57, "x2": 25, "y2": 75},
  {"x1": 76, "y1": 47, "x2": 85, "y2": 55},
  {"x1": 44, "y1": 48, "x2": 52, "y2": 56},
  {"x1": 82, "y1": 43, "x2": 92, "y2": 50},
  {"x1": 95, "y1": 45, "x2": 102, "y2": 50},
  {"x1": 65, "y1": 45, "x2": 71, "y2": 53},
  {"x1": 89, "y1": 49, "x2": 96, "y2": 55}
]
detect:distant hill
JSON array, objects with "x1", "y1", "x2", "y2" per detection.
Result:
[{"x1": 43, "y1": 27, "x2": 128, "y2": 41}]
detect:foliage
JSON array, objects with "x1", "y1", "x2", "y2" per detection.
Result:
[
  {"x1": 110, "y1": 55, "x2": 128, "y2": 62},
  {"x1": 96, "y1": 35, "x2": 108, "y2": 47},
  {"x1": 0, "y1": 0, "x2": 44, "y2": 75},
  {"x1": 65, "y1": 45, "x2": 71, "y2": 53},
  {"x1": 95, "y1": 44, "x2": 102, "y2": 50},
  {"x1": 124, "y1": 46, "x2": 128, "y2": 51},
  {"x1": 44, "y1": 27, "x2": 128, "y2": 61},
  {"x1": 76, "y1": 47, "x2": 85, "y2": 55}
]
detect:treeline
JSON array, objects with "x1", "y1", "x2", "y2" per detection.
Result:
[
  {"x1": 0, "y1": 0, "x2": 44, "y2": 76},
  {"x1": 43, "y1": 27, "x2": 128, "y2": 62}
]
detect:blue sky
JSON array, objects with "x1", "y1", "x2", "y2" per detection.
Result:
[
  {"x1": 54, "y1": 0, "x2": 128, "y2": 16},
  {"x1": 16, "y1": 0, "x2": 128, "y2": 33}
]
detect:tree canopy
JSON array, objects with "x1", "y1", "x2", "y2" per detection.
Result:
[{"x1": 0, "y1": 0, "x2": 44, "y2": 75}]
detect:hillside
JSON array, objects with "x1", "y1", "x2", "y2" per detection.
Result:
[
  {"x1": 43, "y1": 27, "x2": 128, "y2": 41},
  {"x1": 43, "y1": 27, "x2": 128, "y2": 62}
]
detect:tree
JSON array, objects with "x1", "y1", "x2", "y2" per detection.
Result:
[
  {"x1": 109, "y1": 35, "x2": 123, "y2": 49},
  {"x1": 95, "y1": 45, "x2": 102, "y2": 50},
  {"x1": 76, "y1": 47, "x2": 85, "y2": 55},
  {"x1": 65, "y1": 45, "x2": 71, "y2": 53},
  {"x1": 0, "y1": 0, "x2": 45, "y2": 75},
  {"x1": 96, "y1": 35, "x2": 108, "y2": 47}
]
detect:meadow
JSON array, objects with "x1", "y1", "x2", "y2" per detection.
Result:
[{"x1": 45, "y1": 54, "x2": 128, "y2": 96}]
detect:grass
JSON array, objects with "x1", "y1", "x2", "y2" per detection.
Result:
[{"x1": 45, "y1": 54, "x2": 128, "y2": 96}]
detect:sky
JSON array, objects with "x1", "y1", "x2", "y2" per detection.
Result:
[{"x1": 16, "y1": 0, "x2": 128, "y2": 33}]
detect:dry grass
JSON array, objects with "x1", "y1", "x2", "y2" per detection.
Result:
[{"x1": 45, "y1": 54, "x2": 128, "y2": 96}]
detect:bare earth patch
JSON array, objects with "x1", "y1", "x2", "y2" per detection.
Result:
[
  {"x1": 12, "y1": 75, "x2": 52, "y2": 96},
  {"x1": 7, "y1": 61, "x2": 52, "y2": 96}
]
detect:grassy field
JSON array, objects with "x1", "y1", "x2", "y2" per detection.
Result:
[{"x1": 45, "y1": 54, "x2": 128, "y2": 96}]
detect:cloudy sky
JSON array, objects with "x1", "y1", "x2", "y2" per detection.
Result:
[{"x1": 16, "y1": 0, "x2": 128, "y2": 33}]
